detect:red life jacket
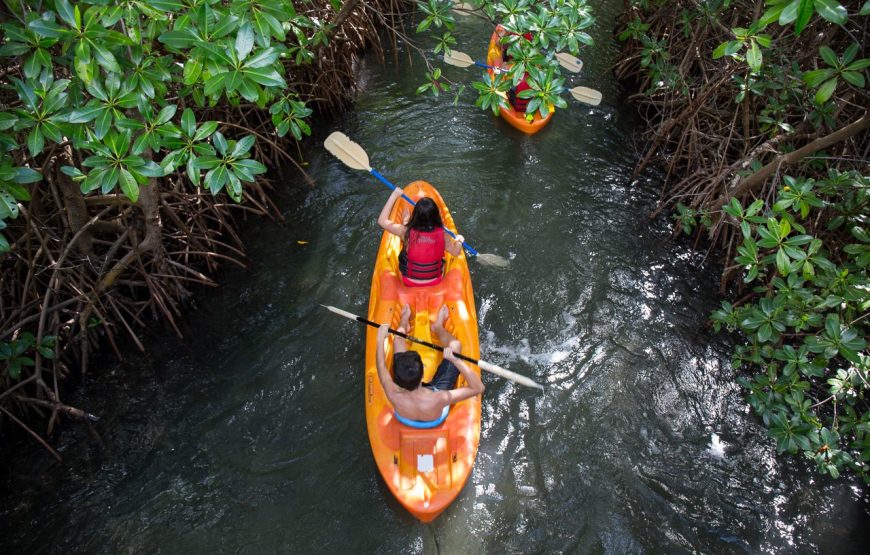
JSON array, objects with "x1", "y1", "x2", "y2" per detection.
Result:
[
  {"x1": 509, "y1": 74, "x2": 532, "y2": 113},
  {"x1": 400, "y1": 228, "x2": 444, "y2": 286}
]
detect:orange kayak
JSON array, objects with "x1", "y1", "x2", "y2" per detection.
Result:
[
  {"x1": 486, "y1": 24, "x2": 553, "y2": 134},
  {"x1": 364, "y1": 181, "x2": 481, "y2": 522}
]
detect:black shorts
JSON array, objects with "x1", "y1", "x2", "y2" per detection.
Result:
[{"x1": 423, "y1": 359, "x2": 460, "y2": 391}]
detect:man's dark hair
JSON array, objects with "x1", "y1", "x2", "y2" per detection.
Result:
[{"x1": 393, "y1": 351, "x2": 423, "y2": 390}]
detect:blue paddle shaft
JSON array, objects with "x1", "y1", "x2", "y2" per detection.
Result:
[{"x1": 368, "y1": 168, "x2": 479, "y2": 257}]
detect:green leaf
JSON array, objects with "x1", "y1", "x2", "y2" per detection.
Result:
[
  {"x1": 231, "y1": 135, "x2": 255, "y2": 157},
  {"x1": 244, "y1": 47, "x2": 279, "y2": 69},
  {"x1": 94, "y1": 108, "x2": 113, "y2": 140},
  {"x1": 26, "y1": 126, "x2": 44, "y2": 156},
  {"x1": 203, "y1": 73, "x2": 227, "y2": 97},
  {"x1": 814, "y1": 78, "x2": 837, "y2": 104},
  {"x1": 243, "y1": 67, "x2": 285, "y2": 87},
  {"x1": 68, "y1": 104, "x2": 105, "y2": 123},
  {"x1": 55, "y1": 0, "x2": 78, "y2": 28},
  {"x1": 861, "y1": 1, "x2": 870, "y2": 16},
  {"x1": 183, "y1": 58, "x2": 202, "y2": 85},
  {"x1": 813, "y1": 0, "x2": 847, "y2": 24},
  {"x1": 795, "y1": 0, "x2": 815, "y2": 35},
  {"x1": 712, "y1": 40, "x2": 741, "y2": 59},
  {"x1": 28, "y1": 19, "x2": 67, "y2": 39},
  {"x1": 119, "y1": 168, "x2": 139, "y2": 202},
  {"x1": 91, "y1": 42, "x2": 121, "y2": 73},
  {"x1": 235, "y1": 23, "x2": 254, "y2": 61},
  {"x1": 841, "y1": 71, "x2": 865, "y2": 88},
  {"x1": 819, "y1": 46, "x2": 838, "y2": 68},
  {"x1": 181, "y1": 108, "x2": 195, "y2": 137},
  {"x1": 136, "y1": 161, "x2": 165, "y2": 177},
  {"x1": 148, "y1": 0, "x2": 185, "y2": 10},
  {"x1": 193, "y1": 121, "x2": 218, "y2": 142},
  {"x1": 213, "y1": 132, "x2": 227, "y2": 155},
  {"x1": 803, "y1": 68, "x2": 836, "y2": 87},
  {"x1": 205, "y1": 164, "x2": 228, "y2": 195},
  {"x1": 13, "y1": 167, "x2": 41, "y2": 184},
  {"x1": 0, "y1": 112, "x2": 17, "y2": 130},
  {"x1": 746, "y1": 41, "x2": 762, "y2": 72},
  {"x1": 776, "y1": 248, "x2": 791, "y2": 275},
  {"x1": 780, "y1": 0, "x2": 799, "y2": 24}
]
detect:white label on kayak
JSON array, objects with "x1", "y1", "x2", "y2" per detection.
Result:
[{"x1": 417, "y1": 454, "x2": 434, "y2": 473}]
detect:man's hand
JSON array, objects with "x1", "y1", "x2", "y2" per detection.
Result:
[
  {"x1": 377, "y1": 323, "x2": 390, "y2": 343},
  {"x1": 443, "y1": 345, "x2": 458, "y2": 362}
]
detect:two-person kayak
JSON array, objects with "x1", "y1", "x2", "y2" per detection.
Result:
[{"x1": 364, "y1": 181, "x2": 482, "y2": 522}]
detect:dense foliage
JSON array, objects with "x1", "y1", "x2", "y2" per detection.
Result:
[
  {"x1": 616, "y1": 0, "x2": 869, "y2": 480},
  {"x1": 413, "y1": 0, "x2": 596, "y2": 117},
  {"x1": 0, "y1": 0, "x2": 393, "y2": 456}
]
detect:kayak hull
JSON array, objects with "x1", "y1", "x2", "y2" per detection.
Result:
[
  {"x1": 365, "y1": 181, "x2": 481, "y2": 522},
  {"x1": 486, "y1": 25, "x2": 553, "y2": 135}
]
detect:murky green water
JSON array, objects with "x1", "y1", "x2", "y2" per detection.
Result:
[{"x1": 2, "y1": 4, "x2": 868, "y2": 553}]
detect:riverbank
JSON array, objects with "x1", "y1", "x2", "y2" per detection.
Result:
[
  {"x1": 0, "y1": 0, "x2": 411, "y2": 457},
  {"x1": 614, "y1": 1, "x2": 869, "y2": 481}
]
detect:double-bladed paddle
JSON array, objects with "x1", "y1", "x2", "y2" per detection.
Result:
[
  {"x1": 322, "y1": 304, "x2": 544, "y2": 390},
  {"x1": 443, "y1": 49, "x2": 584, "y2": 75},
  {"x1": 324, "y1": 131, "x2": 509, "y2": 267},
  {"x1": 442, "y1": 50, "x2": 602, "y2": 106}
]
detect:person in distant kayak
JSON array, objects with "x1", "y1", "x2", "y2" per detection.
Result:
[
  {"x1": 508, "y1": 77, "x2": 533, "y2": 116},
  {"x1": 376, "y1": 305, "x2": 485, "y2": 422},
  {"x1": 497, "y1": 28, "x2": 535, "y2": 118},
  {"x1": 377, "y1": 187, "x2": 464, "y2": 286}
]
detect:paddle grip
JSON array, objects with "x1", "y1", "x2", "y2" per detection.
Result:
[{"x1": 369, "y1": 168, "x2": 479, "y2": 257}]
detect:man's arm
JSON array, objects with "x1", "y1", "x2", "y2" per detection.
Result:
[
  {"x1": 443, "y1": 345, "x2": 484, "y2": 405},
  {"x1": 376, "y1": 324, "x2": 399, "y2": 403}
]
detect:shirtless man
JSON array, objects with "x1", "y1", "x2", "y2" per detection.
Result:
[{"x1": 376, "y1": 305, "x2": 485, "y2": 422}]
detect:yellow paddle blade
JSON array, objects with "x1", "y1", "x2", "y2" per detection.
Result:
[
  {"x1": 569, "y1": 86, "x2": 602, "y2": 106},
  {"x1": 555, "y1": 52, "x2": 583, "y2": 73},
  {"x1": 443, "y1": 50, "x2": 476, "y2": 69},
  {"x1": 324, "y1": 131, "x2": 371, "y2": 171}
]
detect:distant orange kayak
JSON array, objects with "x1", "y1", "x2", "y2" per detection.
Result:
[
  {"x1": 364, "y1": 181, "x2": 481, "y2": 522},
  {"x1": 487, "y1": 24, "x2": 553, "y2": 134}
]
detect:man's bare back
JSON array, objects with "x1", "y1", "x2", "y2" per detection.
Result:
[{"x1": 376, "y1": 305, "x2": 484, "y2": 422}]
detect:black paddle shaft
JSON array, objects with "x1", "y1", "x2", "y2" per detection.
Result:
[{"x1": 354, "y1": 314, "x2": 481, "y2": 367}]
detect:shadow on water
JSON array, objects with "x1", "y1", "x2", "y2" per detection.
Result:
[{"x1": 2, "y1": 2, "x2": 869, "y2": 553}]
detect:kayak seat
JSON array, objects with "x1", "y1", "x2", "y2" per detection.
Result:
[{"x1": 394, "y1": 405, "x2": 449, "y2": 429}]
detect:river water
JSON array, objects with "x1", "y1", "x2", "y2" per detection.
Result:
[{"x1": 2, "y1": 4, "x2": 868, "y2": 553}]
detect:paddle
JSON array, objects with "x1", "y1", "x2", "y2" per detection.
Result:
[
  {"x1": 443, "y1": 50, "x2": 501, "y2": 73},
  {"x1": 554, "y1": 52, "x2": 583, "y2": 73},
  {"x1": 568, "y1": 86, "x2": 602, "y2": 106},
  {"x1": 443, "y1": 49, "x2": 584, "y2": 74},
  {"x1": 323, "y1": 304, "x2": 544, "y2": 390},
  {"x1": 324, "y1": 131, "x2": 509, "y2": 267}
]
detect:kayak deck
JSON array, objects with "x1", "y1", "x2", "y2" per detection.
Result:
[{"x1": 364, "y1": 181, "x2": 481, "y2": 522}]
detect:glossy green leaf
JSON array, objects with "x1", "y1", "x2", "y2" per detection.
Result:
[{"x1": 813, "y1": 0, "x2": 847, "y2": 24}]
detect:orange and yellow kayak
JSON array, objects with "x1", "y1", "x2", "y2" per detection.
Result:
[
  {"x1": 486, "y1": 24, "x2": 553, "y2": 134},
  {"x1": 364, "y1": 181, "x2": 481, "y2": 522}
]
